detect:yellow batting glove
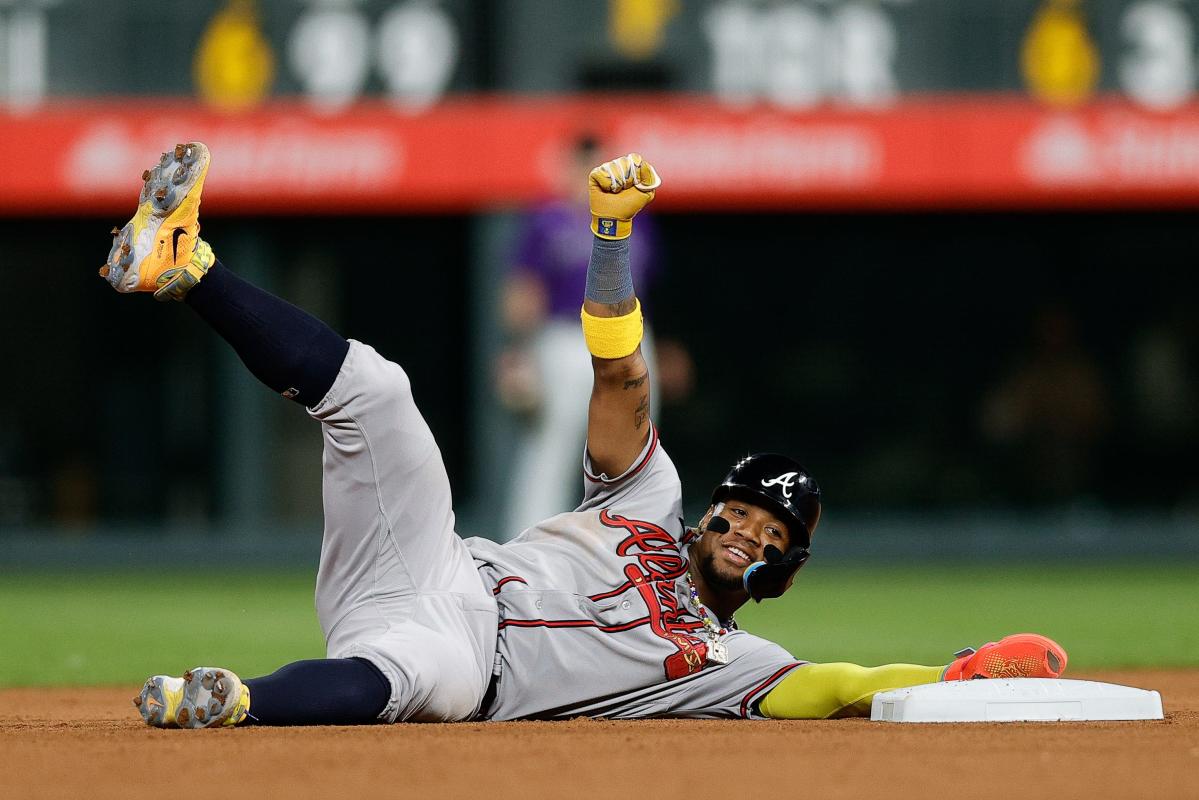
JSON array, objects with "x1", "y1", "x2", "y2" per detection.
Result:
[{"x1": 588, "y1": 153, "x2": 661, "y2": 239}]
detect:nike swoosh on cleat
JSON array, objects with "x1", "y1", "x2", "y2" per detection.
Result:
[{"x1": 171, "y1": 227, "x2": 186, "y2": 263}]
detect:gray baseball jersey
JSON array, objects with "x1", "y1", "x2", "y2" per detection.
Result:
[{"x1": 465, "y1": 428, "x2": 804, "y2": 720}]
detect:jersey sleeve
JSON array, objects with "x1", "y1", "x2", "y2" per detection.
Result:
[
  {"x1": 578, "y1": 425, "x2": 683, "y2": 530},
  {"x1": 536, "y1": 629, "x2": 805, "y2": 720},
  {"x1": 657, "y1": 631, "x2": 805, "y2": 719}
]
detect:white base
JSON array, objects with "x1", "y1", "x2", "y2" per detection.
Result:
[{"x1": 870, "y1": 679, "x2": 1163, "y2": 723}]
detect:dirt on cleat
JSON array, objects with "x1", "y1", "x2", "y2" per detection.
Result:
[{"x1": 174, "y1": 143, "x2": 185, "y2": 160}]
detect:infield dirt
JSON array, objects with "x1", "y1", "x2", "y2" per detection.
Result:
[{"x1": 2, "y1": 669, "x2": 1195, "y2": 800}]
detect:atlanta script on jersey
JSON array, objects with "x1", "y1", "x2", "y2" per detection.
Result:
[{"x1": 465, "y1": 428, "x2": 803, "y2": 720}]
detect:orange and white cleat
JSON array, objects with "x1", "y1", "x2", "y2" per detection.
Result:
[
  {"x1": 942, "y1": 633, "x2": 1067, "y2": 681},
  {"x1": 134, "y1": 667, "x2": 250, "y2": 729},
  {"x1": 101, "y1": 142, "x2": 215, "y2": 302}
]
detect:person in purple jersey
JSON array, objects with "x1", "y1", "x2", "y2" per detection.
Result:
[{"x1": 497, "y1": 136, "x2": 671, "y2": 538}]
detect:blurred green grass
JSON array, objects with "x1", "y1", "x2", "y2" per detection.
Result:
[
  {"x1": 743, "y1": 562, "x2": 1199, "y2": 669},
  {"x1": 2, "y1": 563, "x2": 1196, "y2": 687}
]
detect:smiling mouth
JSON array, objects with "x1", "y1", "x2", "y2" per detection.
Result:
[{"x1": 724, "y1": 545, "x2": 752, "y2": 566}]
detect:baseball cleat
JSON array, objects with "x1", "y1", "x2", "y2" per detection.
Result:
[
  {"x1": 133, "y1": 674, "x2": 186, "y2": 727},
  {"x1": 942, "y1": 633, "x2": 1068, "y2": 681},
  {"x1": 133, "y1": 667, "x2": 250, "y2": 729},
  {"x1": 100, "y1": 141, "x2": 215, "y2": 301}
]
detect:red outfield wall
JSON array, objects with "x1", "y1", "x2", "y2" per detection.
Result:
[{"x1": 4, "y1": 95, "x2": 1199, "y2": 214}]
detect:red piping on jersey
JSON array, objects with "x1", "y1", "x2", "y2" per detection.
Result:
[
  {"x1": 583, "y1": 425, "x2": 659, "y2": 485},
  {"x1": 498, "y1": 616, "x2": 651, "y2": 633},
  {"x1": 739, "y1": 662, "x2": 804, "y2": 719},
  {"x1": 587, "y1": 581, "x2": 634, "y2": 602},
  {"x1": 492, "y1": 576, "x2": 529, "y2": 595}
]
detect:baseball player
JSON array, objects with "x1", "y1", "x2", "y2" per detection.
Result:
[{"x1": 108, "y1": 143, "x2": 1068, "y2": 728}]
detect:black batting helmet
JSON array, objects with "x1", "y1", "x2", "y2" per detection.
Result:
[{"x1": 711, "y1": 453, "x2": 822, "y2": 548}]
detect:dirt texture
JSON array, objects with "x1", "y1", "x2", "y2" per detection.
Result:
[{"x1": 2, "y1": 670, "x2": 1196, "y2": 800}]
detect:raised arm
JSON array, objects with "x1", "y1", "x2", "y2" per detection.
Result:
[{"x1": 580, "y1": 154, "x2": 661, "y2": 478}]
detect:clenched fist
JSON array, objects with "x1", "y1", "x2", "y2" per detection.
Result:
[{"x1": 588, "y1": 153, "x2": 661, "y2": 240}]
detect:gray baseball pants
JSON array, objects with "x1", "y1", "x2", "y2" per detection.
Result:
[{"x1": 306, "y1": 340, "x2": 498, "y2": 722}]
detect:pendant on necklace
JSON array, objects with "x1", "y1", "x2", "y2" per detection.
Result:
[{"x1": 707, "y1": 640, "x2": 729, "y2": 665}]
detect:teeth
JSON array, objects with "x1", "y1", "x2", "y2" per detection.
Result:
[{"x1": 727, "y1": 547, "x2": 750, "y2": 562}]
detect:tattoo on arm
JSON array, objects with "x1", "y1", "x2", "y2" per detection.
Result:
[
  {"x1": 634, "y1": 394, "x2": 649, "y2": 429},
  {"x1": 623, "y1": 373, "x2": 648, "y2": 391}
]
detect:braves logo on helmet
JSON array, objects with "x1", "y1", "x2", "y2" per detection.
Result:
[
  {"x1": 760, "y1": 471, "x2": 806, "y2": 499},
  {"x1": 712, "y1": 454, "x2": 821, "y2": 548}
]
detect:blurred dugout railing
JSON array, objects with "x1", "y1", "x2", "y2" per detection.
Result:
[{"x1": 1, "y1": 0, "x2": 1198, "y2": 563}]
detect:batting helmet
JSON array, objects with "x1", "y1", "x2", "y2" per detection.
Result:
[{"x1": 711, "y1": 453, "x2": 821, "y2": 549}]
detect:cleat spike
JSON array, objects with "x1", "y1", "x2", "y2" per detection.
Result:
[
  {"x1": 99, "y1": 140, "x2": 210, "y2": 298},
  {"x1": 195, "y1": 707, "x2": 207, "y2": 722},
  {"x1": 99, "y1": 265, "x2": 110, "y2": 277},
  {"x1": 132, "y1": 696, "x2": 142, "y2": 707}
]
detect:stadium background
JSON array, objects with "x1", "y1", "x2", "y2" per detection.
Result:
[{"x1": 1, "y1": 0, "x2": 1197, "y2": 689}]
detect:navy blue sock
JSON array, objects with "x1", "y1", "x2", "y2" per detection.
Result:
[
  {"x1": 242, "y1": 657, "x2": 390, "y2": 726},
  {"x1": 185, "y1": 260, "x2": 350, "y2": 406}
]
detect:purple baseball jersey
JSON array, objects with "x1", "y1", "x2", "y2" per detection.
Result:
[{"x1": 511, "y1": 200, "x2": 660, "y2": 318}]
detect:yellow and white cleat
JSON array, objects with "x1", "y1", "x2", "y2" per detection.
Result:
[
  {"x1": 101, "y1": 142, "x2": 215, "y2": 302},
  {"x1": 133, "y1": 667, "x2": 250, "y2": 729},
  {"x1": 133, "y1": 674, "x2": 186, "y2": 727}
]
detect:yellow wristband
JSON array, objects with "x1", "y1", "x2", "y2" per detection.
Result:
[
  {"x1": 580, "y1": 300, "x2": 643, "y2": 359},
  {"x1": 592, "y1": 215, "x2": 633, "y2": 240}
]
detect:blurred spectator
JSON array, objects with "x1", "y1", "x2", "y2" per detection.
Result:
[
  {"x1": 51, "y1": 451, "x2": 98, "y2": 530},
  {"x1": 1128, "y1": 300, "x2": 1199, "y2": 507},
  {"x1": 0, "y1": 414, "x2": 33, "y2": 528},
  {"x1": 496, "y1": 135, "x2": 690, "y2": 537},
  {"x1": 980, "y1": 305, "x2": 1111, "y2": 503}
]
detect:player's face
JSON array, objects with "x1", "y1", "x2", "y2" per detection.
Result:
[{"x1": 692, "y1": 501, "x2": 791, "y2": 593}]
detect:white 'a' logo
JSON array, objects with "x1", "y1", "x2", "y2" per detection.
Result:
[{"x1": 761, "y1": 472, "x2": 801, "y2": 498}]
